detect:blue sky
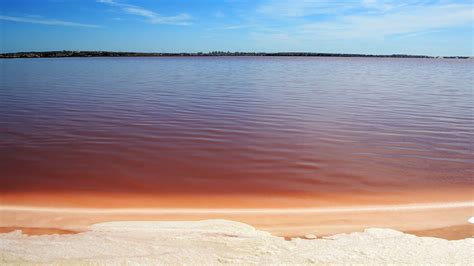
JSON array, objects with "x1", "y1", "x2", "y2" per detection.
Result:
[{"x1": 0, "y1": 0, "x2": 472, "y2": 55}]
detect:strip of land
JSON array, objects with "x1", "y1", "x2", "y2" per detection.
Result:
[{"x1": 1, "y1": 50, "x2": 471, "y2": 59}]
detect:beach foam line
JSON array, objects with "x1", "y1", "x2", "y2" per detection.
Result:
[{"x1": 0, "y1": 201, "x2": 472, "y2": 215}]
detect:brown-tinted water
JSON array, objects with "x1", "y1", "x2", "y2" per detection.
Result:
[{"x1": 1, "y1": 57, "x2": 473, "y2": 207}]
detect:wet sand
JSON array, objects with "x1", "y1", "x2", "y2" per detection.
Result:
[
  {"x1": 1, "y1": 188, "x2": 473, "y2": 239},
  {"x1": 1, "y1": 195, "x2": 472, "y2": 240}
]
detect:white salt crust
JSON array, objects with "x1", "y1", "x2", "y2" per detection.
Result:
[{"x1": 1, "y1": 219, "x2": 472, "y2": 265}]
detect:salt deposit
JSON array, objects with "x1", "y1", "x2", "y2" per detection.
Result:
[{"x1": 1, "y1": 219, "x2": 472, "y2": 265}]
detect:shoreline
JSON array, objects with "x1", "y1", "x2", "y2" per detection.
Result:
[
  {"x1": 1, "y1": 200, "x2": 472, "y2": 214},
  {"x1": 2, "y1": 201, "x2": 472, "y2": 240},
  {"x1": 0, "y1": 50, "x2": 445, "y2": 59},
  {"x1": 2, "y1": 186, "x2": 473, "y2": 208}
]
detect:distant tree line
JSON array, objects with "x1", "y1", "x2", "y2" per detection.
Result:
[{"x1": 0, "y1": 50, "x2": 471, "y2": 59}]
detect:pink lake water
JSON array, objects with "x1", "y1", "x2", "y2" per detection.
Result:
[{"x1": 0, "y1": 57, "x2": 473, "y2": 207}]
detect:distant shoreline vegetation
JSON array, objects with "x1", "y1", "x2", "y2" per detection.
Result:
[{"x1": 0, "y1": 51, "x2": 471, "y2": 59}]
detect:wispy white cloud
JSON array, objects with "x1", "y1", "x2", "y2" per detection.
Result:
[
  {"x1": 298, "y1": 3, "x2": 473, "y2": 38},
  {"x1": 257, "y1": 0, "x2": 356, "y2": 17},
  {"x1": 251, "y1": 0, "x2": 473, "y2": 41},
  {"x1": 212, "y1": 24, "x2": 258, "y2": 30},
  {"x1": 257, "y1": 0, "x2": 473, "y2": 19},
  {"x1": 97, "y1": 0, "x2": 191, "y2": 25},
  {"x1": 0, "y1": 15, "x2": 100, "y2": 28},
  {"x1": 221, "y1": 25, "x2": 252, "y2": 30},
  {"x1": 214, "y1": 11, "x2": 225, "y2": 18}
]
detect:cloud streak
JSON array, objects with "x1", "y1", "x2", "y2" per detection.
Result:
[
  {"x1": 250, "y1": 1, "x2": 473, "y2": 41},
  {"x1": 97, "y1": 0, "x2": 191, "y2": 25},
  {"x1": 257, "y1": 0, "x2": 354, "y2": 17},
  {"x1": 298, "y1": 3, "x2": 473, "y2": 38},
  {"x1": 256, "y1": 0, "x2": 442, "y2": 18},
  {"x1": 0, "y1": 15, "x2": 100, "y2": 28}
]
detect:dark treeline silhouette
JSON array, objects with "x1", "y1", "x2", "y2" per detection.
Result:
[{"x1": 0, "y1": 50, "x2": 470, "y2": 59}]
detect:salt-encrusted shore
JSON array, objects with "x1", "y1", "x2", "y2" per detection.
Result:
[
  {"x1": 1, "y1": 201, "x2": 473, "y2": 239},
  {"x1": 1, "y1": 219, "x2": 473, "y2": 265}
]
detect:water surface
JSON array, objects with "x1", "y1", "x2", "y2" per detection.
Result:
[{"x1": 1, "y1": 57, "x2": 472, "y2": 204}]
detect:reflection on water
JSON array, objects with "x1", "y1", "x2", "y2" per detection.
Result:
[{"x1": 0, "y1": 57, "x2": 473, "y2": 196}]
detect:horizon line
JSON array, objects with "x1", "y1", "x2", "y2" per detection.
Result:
[{"x1": 1, "y1": 50, "x2": 472, "y2": 58}]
